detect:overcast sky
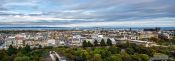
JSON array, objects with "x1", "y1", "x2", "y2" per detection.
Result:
[{"x1": 0, "y1": 0, "x2": 175, "y2": 27}]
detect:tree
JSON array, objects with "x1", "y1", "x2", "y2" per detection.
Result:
[
  {"x1": 25, "y1": 45, "x2": 31, "y2": 52},
  {"x1": 0, "y1": 49, "x2": 8, "y2": 61},
  {"x1": 94, "y1": 40, "x2": 98, "y2": 46},
  {"x1": 108, "y1": 46, "x2": 120, "y2": 54},
  {"x1": 30, "y1": 50, "x2": 44, "y2": 61},
  {"x1": 82, "y1": 50, "x2": 91, "y2": 61},
  {"x1": 100, "y1": 49, "x2": 111, "y2": 59},
  {"x1": 131, "y1": 54, "x2": 141, "y2": 61},
  {"x1": 115, "y1": 54, "x2": 123, "y2": 61},
  {"x1": 126, "y1": 48, "x2": 135, "y2": 54},
  {"x1": 107, "y1": 38, "x2": 112, "y2": 46},
  {"x1": 120, "y1": 52, "x2": 131, "y2": 61},
  {"x1": 116, "y1": 41, "x2": 130, "y2": 49},
  {"x1": 173, "y1": 36, "x2": 175, "y2": 40},
  {"x1": 87, "y1": 41, "x2": 93, "y2": 47},
  {"x1": 140, "y1": 47, "x2": 154, "y2": 56},
  {"x1": 20, "y1": 45, "x2": 31, "y2": 55},
  {"x1": 14, "y1": 56, "x2": 30, "y2": 61},
  {"x1": 8, "y1": 45, "x2": 17, "y2": 56},
  {"x1": 25, "y1": 45, "x2": 31, "y2": 53},
  {"x1": 107, "y1": 54, "x2": 122, "y2": 61},
  {"x1": 39, "y1": 45, "x2": 42, "y2": 49},
  {"x1": 94, "y1": 54, "x2": 102, "y2": 61},
  {"x1": 150, "y1": 37, "x2": 159, "y2": 42},
  {"x1": 100, "y1": 39, "x2": 106, "y2": 46},
  {"x1": 82, "y1": 40, "x2": 88, "y2": 47},
  {"x1": 139, "y1": 54, "x2": 150, "y2": 61}
]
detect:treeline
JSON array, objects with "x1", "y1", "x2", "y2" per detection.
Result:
[
  {"x1": 148, "y1": 36, "x2": 175, "y2": 45},
  {"x1": 55, "y1": 44, "x2": 151, "y2": 61},
  {"x1": 82, "y1": 38, "x2": 113, "y2": 47},
  {"x1": 54, "y1": 37, "x2": 175, "y2": 61},
  {"x1": 0, "y1": 45, "x2": 47, "y2": 61}
]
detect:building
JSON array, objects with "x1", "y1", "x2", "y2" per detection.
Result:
[
  {"x1": 139, "y1": 31, "x2": 158, "y2": 39},
  {"x1": 130, "y1": 40, "x2": 157, "y2": 47},
  {"x1": 47, "y1": 39, "x2": 56, "y2": 47},
  {"x1": 15, "y1": 34, "x2": 25, "y2": 47},
  {"x1": 4, "y1": 36, "x2": 16, "y2": 48}
]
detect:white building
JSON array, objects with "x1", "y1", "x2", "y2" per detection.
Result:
[
  {"x1": 47, "y1": 39, "x2": 56, "y2": 46},
  {"x1": 71, "y1": 35, "x2": 85, "y2": 46},
  {"x1": 130, "y1": 40, "x2": 157, "y2": 47},
  {"x1": 110, "y1": 38, "x2": 116, "y2": 45},
  {"x1": 4, "y1": 36, "x2": 16, "y2": 48},
  {"x1": 58, "y1": 41, "x2": 66, "y2": 46}
]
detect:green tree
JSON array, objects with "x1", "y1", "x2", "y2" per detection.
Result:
[
  {"x1": 82, "y1": 50, "x2": 91, "y2": 61},
  {"x1": 8, "y1": 45, "x2": 17, "y2": 56},
  {"x1": 0, "y1": 49, "x2": 8, "y2": 61},
  {"x1": 120, "y1": 52, "x2": 131, "y2": 61},
  {"x1": 115, "y1": 54, "x2": 123, "y2": 61},
  {"x1": 173, "y1": 36, "x2": 175, "y2": 40},
  {"x1": 94, "y1": 54, "x2": 102, "y2": 61},
  {"x1": 116, "y1": 41, "x2": 130, "y2": 49},
  {"x1": 141, "y1": 47, "x2": 154, "y2": 56},
  {"x1": 30, "y1": 50, "x2": 44, "y2": 61},
  {"x1": 131, "y1": 54, "x2": 141, "y2": 61},
  {"x1": 100, "y1": 39, "x2": 106, "y2": 46},
  {"x1": 107, "y1": 38, "x2": 112, "y2": 46},
  {"x1": 26, "y1": 45, "x2": 31, "y2": 52},
  {"x1": 139, "y1": 54, "x2": 150, "y2": 61},
  {"x1": 100, "y1": 49, "x2": 111, "y2": 59},
  {"x1": 21, "y1": 45, "x2": 31, "y2": 54},
  {"x1": 108, "y1": 46, "x2": 120, "y2": 54},
  {"x1": 87, "y1": 41, "x2": 93, "y2": 47},
  {"x1": 107, "y1": 54, "x2": 122, "y2": 61},
  {"x1": 150, "y1": 37, "x2": 159, "y2": 42},
  {"x1": 82, "y1": 40, "x2": 88, "y2": 47},
  {"x1": 39, "y1": 45, "x2": 42, "y2": 49},
  {"x1": 126, "y1": 48, "x2": 135, "y2": 54},
  {"x1": 94, "y1": 40, "x2": 98, "y2": 46},
  {"x1": 14, "y1": 56, "x2": 30, "y2": 61},
  {"x1": 93, "y1": 48, "x2": 104, "y2": 54}
]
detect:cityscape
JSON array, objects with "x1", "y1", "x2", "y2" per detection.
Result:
[
  {"x1": 0, "y1": 0, "x2": 175, "y2": 61},
  {"x1": 0, "y1": 27, "x2": 175, "y2": 61}
]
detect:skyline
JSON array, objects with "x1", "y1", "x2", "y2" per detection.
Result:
[{"x1": 0, "y1": 0, "x2": 175, "y2": 27}]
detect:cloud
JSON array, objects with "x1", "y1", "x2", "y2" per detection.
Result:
[
  {"x1": 0, "y1": 0, "x2": 175, "y2": 27},
  {"x1": 0, "y1": 17, "x2": 174, "y2": 27},
  {"x1": 0, "y1": 15, "x2": 90, "y2": 22},
  {"x1": 51, "y1": 17, "x2": 175, "y2": 27}
]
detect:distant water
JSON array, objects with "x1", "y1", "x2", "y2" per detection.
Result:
[
  {"x1": 0, "y1": 27, "x2": 74, "y2": 30},
  {"x1": 0, "y1": 27, "x2": 175, "y2": 30},
  {"x1": 158, "y1": 27, "x2": 175, "y2": 30}
]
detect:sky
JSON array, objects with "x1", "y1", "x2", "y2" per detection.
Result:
[{"x1": 0, "y1": 0, "x2": 175, "y2": 27}]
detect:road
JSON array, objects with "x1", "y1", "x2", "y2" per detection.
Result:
[{"x1": 49, "y1": 51, "x2": 67, "y2": 61}]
